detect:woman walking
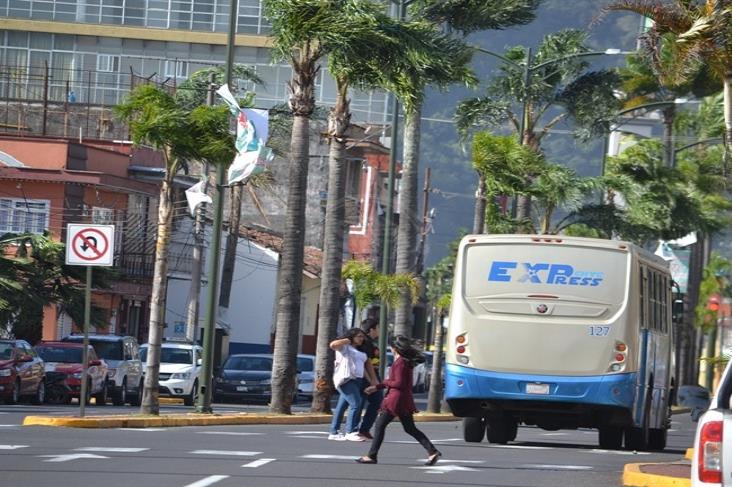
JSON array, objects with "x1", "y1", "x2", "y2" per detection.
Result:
[
  {"x1": 356, "y1": 335, "x2": 441, "y2": 465},
  {"x1": 329, "y1": 327, "x2": 376, "y2": 441}
]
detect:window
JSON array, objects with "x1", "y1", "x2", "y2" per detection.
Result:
[
  {"x1": 0, "y1": 198, "x2": 50, "y2": 235},
  {"x1": 92, "y1": 207, "x2": 114, "y2": 224},
  {"x1": 164, "y1": 60, "x2": 188, "y2": 79},
  {"x1": 96, "y1": 54, "x2": 119, "y2": 72}
]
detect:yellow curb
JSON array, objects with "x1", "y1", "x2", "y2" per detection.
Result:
[
  {"x1": 623, "y1": 463, "x2": 690, "y2": 487},
  {"x1": 159, "y1": 398, "x2": 183, "y2": 405},
  {"x1": 23, "y1": 411, "x2": 459, "y2": 428},
  {"x1": 685, "y1": 448, "x2": 694, "y2": 461}
]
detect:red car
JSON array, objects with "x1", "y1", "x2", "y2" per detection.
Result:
[
  {"x1": 34, "y1": 341, "x2": 108, "y2": 405},
  {"x1": 0, "y1": 339, "x2": 46, "y2": 404}
]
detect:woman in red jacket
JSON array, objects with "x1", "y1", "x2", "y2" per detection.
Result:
[{"x1": 355, "y1": 335, "x2": 441, "y2": 465}]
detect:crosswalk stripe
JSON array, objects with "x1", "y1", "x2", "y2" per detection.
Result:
[
  {"x1": 182, "y1": 475, "x2": 229, "y2": 487},
  {"x1": 242, "y1": 458, "x2": 275, "y2": 468}
]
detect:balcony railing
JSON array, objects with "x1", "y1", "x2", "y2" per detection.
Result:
[{"x1": 116, "y1": 252, "x2": 154, "y2": 279}]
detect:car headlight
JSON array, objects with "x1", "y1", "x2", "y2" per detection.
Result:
[
  {"x1": 107, "y1": 369, "x2": 117, "y2": 378},
  {"x1": 171, "y1": 372, "x2": 191, "y2": 380},
  {"x1": 72, "y1": 372, "x2": 82, "y2": 379},
  {"x1": 0, "y1": 369, "x2": 11, "y2": 377}
]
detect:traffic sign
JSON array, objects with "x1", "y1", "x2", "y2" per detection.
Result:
[{"x1": 65, "y1": 224, "x2": 115, "y2": 266}]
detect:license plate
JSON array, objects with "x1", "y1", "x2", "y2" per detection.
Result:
[
  {"x1": 526, "y1": 383, "x2": 550, "y2": 394},
  {"x1": 236, "y1": 386, "x2": 248, "y2": 392}
]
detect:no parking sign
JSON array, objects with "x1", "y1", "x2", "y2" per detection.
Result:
[{"x1": 65, "y1": 224, "x2": 115, "y2": 266}]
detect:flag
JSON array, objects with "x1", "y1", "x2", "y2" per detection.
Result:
[
  {"x1": 185, "y1": 180, "x2": 212, "y2": 216},
  {"x1": 216, "y1": 84, "x2": 271, "y2": 186}
]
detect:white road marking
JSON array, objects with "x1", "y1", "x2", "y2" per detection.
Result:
[
  {"x1": 191, "y1": 450, "x2": 260, "y2": 456},
  {"x1": 291, "y1": 435, "x2": 326, "y2": 439},
  {"x1": 411, "y1": 465, "x2": 479, "y2": 474},
  {"x1": 390, "y1": 438, "x2": 462, "y2": 444},
  {"x1": 0, "y1": 445, "x2": 28, "y2": 449},
  {"x1": 75, "y1": 447, "x2": 149, "y2": 453},
  {"x1": 289, "y1": 431, "x2": 329, "y2": 435},
  {"x1": 414, "y1": 459, "x2": 484, "y2": 464},
  {"x1": 198, "y1": 431, "x2": 264, "y2": 436},
  {"x1": 519, "y1": 464, "x2": 592, "y2": 471},
  {"x1": 182, "y1": 475, "x2": 229, "y2": 487},
  {"x1": 485, "y1": 444, "x2": 553, "y2": 450},
  {"x1": 585, "y1": 449, "x2": 651, "y2": 456},
  {"x1": 117, "y1": 428, "x2": 167, "y2": 432},
  {"x1": 541, "y1": 433, "x2": 568, "y2": 436},
  {"x1": 302, "y1": 454, "x2": 357, "y2": 460},
  {"x1": 241, "y1": 458, "x2": 275, "y2": 468},
  {"x1": 39, "y1": 453, "x2": 109, "y2": 463},
  {"x1": 0, "y1": 425, "x2": 18, "y2": 427}
]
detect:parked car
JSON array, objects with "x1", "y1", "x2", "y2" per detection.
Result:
[
  {"x1": 692, "y1": 360, "x2": 732, "y2": 486},
  {"x1": 678, "y1": 385, "x2": 711, "y2": 422},
  {"x1": 297, "y1": 354, "x2": 315, "y2": 400},
  {"x1": 62, "y1": 334, "x2": 143, "y2": 406},
  {"x1": 34, "y1": 341, "x2": 108, "y2": 405},
  {"x1": 214, "y1": 354, "x2": 295, "y2": 403},
  {"x1": 422, "y1": 351, "x2": 446, "y2": 392},
  {"x1": 386, "y1": 352, "x2": 427, "y2": 392},
  {"x1": 140, "y1": 341, "x2": 202, "y2": 406},
  {"x1": 0, "y1": 339, "x2": 45, "y2": 404}
]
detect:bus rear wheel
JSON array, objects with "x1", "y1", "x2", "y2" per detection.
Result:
[
  {"x1": 462, "y1": 417, "x2": 486, "y2": 443},
  {"x1": 598, "y1": 426, "x2": 624, "y2": 450},
  {"x1": 486, "y1": 418, "x2": 517, "y2": 444},
  {"x1": 648, "y1": 428, "x2": 667, "y2": 451}
]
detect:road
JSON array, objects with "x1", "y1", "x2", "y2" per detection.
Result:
[{"x1": 0, "y1": 400, "x2": 695, "y2": 487}]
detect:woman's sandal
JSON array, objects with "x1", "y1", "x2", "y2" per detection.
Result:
[
  {"x1": 355, "y1": 456, "x2": 377, "y2": 464},
  {"x1": 424, "y1": 451, "x2": 442, "y2": 466}
]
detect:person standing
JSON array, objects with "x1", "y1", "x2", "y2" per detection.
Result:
[
  {"x1": 356, "y1": 318, "x2": 382, "y2": 439},
  {"x1": 356, "y1": 335, "x2": 441, "y2": 465},
  {"x1": 328, "y1": 327, "x2": 376, "y2": 441}
]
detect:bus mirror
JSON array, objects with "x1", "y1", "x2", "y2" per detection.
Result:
[{"x1": 672, "y1": 299, "x2": 685, "y2": 321}]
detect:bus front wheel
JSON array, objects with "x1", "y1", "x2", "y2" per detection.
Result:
[
  {"x1": 462, "y1": 417, "x2": 486, "y2": 443},
  {"x1": 598, "y1": 426, "x2": 623, "y2": 450}
]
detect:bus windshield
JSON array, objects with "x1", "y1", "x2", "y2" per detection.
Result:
[{"x1": 463, "y1": 242, "x2": 628, "y2": 304}]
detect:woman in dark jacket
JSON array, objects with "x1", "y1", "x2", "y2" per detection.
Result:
[{"x1": 355, "y1": 335, "x2": 441, "y2": 465}]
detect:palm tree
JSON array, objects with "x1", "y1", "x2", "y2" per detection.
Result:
[
  {"x1": 115, "y1": 85, "x2": 232, "y2": 415},
  {"x1": 456, "y1": 29, "x2": 621, "y2": 225},
  {"x1": 263, "y1": 0, "x2": 415, "y2": 414},
  {"x1": 606, "y1": 0, "x2": 732, "y2": 171}
]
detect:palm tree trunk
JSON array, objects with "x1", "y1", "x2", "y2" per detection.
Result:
[
  {"x1": 219, "y1": 183, "x2": 243, "y2": 308},
  {"x1": 312, "y1": 80, "x2": 350, "y2": 413},
  {"x1": 394, "y1": 105, "x2": 421, "y2": 338},
  {"x1": 540, "y1": 204, "x2": 553, "y2": 234},
  {"x1": 472, "y1": 175, "x2": 486, "y2": 234},
  {"x1": 723, "y1": 75, "x2": 732, "y2": 177},
  {"x1": 426, "y1": 309, "x2": 446, "y2": 413},
  {"x1": 662, "y1": 105, "x2": 676, "y2": 168},
  {"x1": 141, "y1": 175, "x2": 174, "y2": 415}
]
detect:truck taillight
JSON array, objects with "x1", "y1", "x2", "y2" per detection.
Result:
[{"x1": 698, "y1": 420, "x2": 723, "y2": 483}]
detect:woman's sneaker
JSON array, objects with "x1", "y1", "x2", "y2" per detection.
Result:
[
  {"x1": 345, "y1": 432, "x2": 366, "y2": 442},
  {"x1": 328, "y1": 432, "x2": 347, "y2": 441}
]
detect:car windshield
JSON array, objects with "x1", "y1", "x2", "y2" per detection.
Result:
[
  {"x1": 225, "y1": 356, "x2": 272, "y2": 371},
  {"x1": 297, "y1": 357, "x2": 314, "y2": 372},
  {"x1": 36, "y1": 346, "x2": 82, "y2": 363},
  {"x1": 89, "y1": 341, "x2": 123, "y2": 360},
  {"x1": 0, "y1": 343, "x2": 13, "y2": 359},
  {"x1": 140, "y1": 347, "x2": 193, "y2": 365}
]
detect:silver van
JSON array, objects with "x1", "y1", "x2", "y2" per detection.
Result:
[{"x1": 62, "y1": 334, "x2": 143, "y2": 405}]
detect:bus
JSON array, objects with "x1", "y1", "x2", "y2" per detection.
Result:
[{"x1": 444, "y1": 234, "x2": 676, "y2": 451}]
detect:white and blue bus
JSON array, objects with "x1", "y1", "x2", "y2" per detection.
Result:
[{"x1": 445, "y1": 235, "x2": 675, "y2": 450}]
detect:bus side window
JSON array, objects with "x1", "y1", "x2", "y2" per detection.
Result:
[{"x1": 640, "y1": 266, "x2": 647, "y2": 329}]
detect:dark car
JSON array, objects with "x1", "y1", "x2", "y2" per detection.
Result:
[
  {"x1": 35, "y1": 341, "x2": 108, "y2": 405},
  {"x1": 0, "y1": 339, "x2": 45, "y2": 404},
  {"x1": 214, "y1": 354, "x2": 295, "y2": 404}
]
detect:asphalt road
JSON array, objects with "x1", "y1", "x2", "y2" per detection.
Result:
[{"x1": 0, "y1": 400, "x2": 695, "y2": 487}]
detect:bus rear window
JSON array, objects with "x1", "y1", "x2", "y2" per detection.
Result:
[{"x1": 463, "y1": 243, "x2": 628, "y2": 303}]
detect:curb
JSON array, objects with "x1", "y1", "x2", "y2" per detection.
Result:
[
  {"x1": 623, "y1": 463, "x2": 690, "y2": 487},
  {"x1": 685, "y1": 448, "x2": 693, "y2": 461},
  {"x1": 22, "y1": 411, "x2": 458, "y2": 429}
]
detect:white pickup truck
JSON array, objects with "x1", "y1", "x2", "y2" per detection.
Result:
[{"x1": 692, "y1": 360, "x2": 732, "y2": 486}]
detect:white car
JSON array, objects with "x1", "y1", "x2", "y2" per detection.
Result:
[
  {"x1": 297, "y1": 354, "x2": 315, "y2": 400},
  {"x1": 140, "y1": 342, "x2": 202, "y2": 406},
  {"x1": 692, "y1": 359, "x2": 732, "y2": 486}
]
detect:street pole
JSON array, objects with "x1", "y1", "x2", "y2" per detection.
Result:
[
  {"x1": 79, "y1": 266, "x2": 91, "y2": 417},
  {"x1": 378, "y1": 0, "x2": 405, "y2": 380},
  {"x1": 197, "y1": 0, "x2": 237, "y2": 413}
]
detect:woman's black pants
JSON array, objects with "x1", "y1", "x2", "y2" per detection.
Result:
[{"x1": 367, "y1": 411, "x2": 438, "y2": 460}]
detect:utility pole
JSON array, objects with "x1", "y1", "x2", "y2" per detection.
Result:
[
  {"x1": 219, "y1": 182, "x2": 243, "y2": 307},
  {"x1": 197, "y1": 0, "x2": 237, "y2": 413},
  {"x1": 378, "y1": 0, "x2": 406, "y2": 381},
  {"x1": 185, "y1": 75, "x2": 215, "y2": 343}
]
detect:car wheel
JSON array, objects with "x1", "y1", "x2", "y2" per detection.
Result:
[
  {"x1": 32, "y1": 380, "x2": 45, "y2": 405},
  {"x1": 94, "y1": 382, "x2": 108, "y2": 406},
  {"x1": 5, "y1": 379, "x2": 20, "y2": 405},
  {"x1": 648, "y1": 428, "x2": 667, "y2": 451},
  {"x1": 130, "y1": 379, "x2": 143, "y2": 407},
  {"x1": 184, "y1": 380, "x2": 198, "y2": 406},
  {"x1": 113, "y1": 379, "x2": 127, "y2": 406}
]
